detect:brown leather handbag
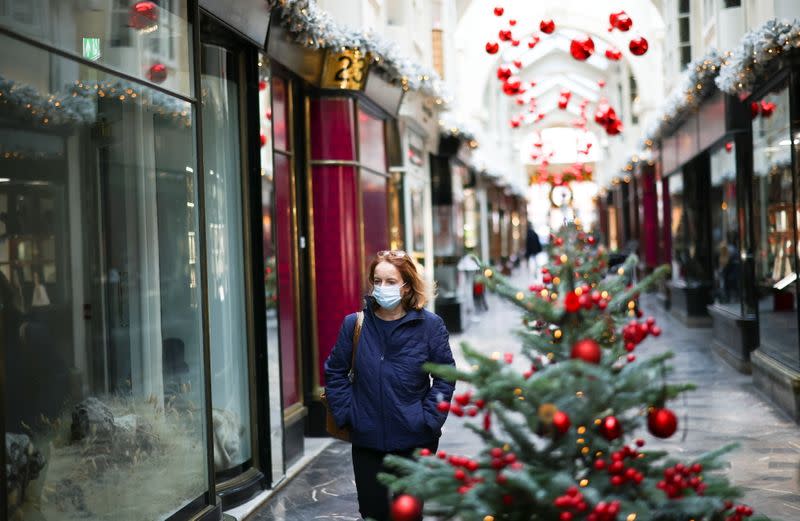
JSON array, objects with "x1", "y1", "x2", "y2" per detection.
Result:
[{"x1": 321, "y1": 311, "x2": 363, "y2": 442}]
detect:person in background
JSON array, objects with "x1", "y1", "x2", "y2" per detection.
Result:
[
  {"x1": 324, "y1": 250, "x2": 456, "y2": 521},
  {"x1": 526, "y1": 223, "x2": 543, "y2": 275}
]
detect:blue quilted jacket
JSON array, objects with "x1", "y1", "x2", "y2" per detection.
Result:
[{"x1": 323, "y1": 299, "x2": 456, "y2": 452}]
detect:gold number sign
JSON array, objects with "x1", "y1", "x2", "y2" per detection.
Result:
[{"x1": 321, "y1": 49, "x2": 371, "y2": 90}]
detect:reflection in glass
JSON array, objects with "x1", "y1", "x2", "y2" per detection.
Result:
[
  {"x1": 258, "y1": 54, "x2": 285, "y2": 483},
  {"x1": 710, "y1": 142, "x2": 740, "y2": 312},
  {"x1": 0, "y1": 32, "x2": 207, "y2": 520},
  {"x1": 201, "y1": 42, "x2": 252, "y2": 473},
  {"x1": 752, "y1": 85, "x2": 798, "y2": 364},
  {"x1": 669, "y1": 174, "x2": 687, "y2": 282}
]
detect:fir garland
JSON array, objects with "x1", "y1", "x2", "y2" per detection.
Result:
[
  {"x1": 641, "y1": 49, "x2": 722, "y2": 145},
  {"x1": 266, "y1": 0, "x2": 450, "y2": 102},
  {"x1": 716, "y1": 18, "x2": 800, "y2": 96}
]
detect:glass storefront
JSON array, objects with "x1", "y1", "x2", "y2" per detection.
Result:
[
  {"x1": 1, "y1": 30, "x2": 208, "y2": 520},
  {"x1": 710, "y1": 141, "x2": 740, "y2": 313},
  {"x1": 669, "y1": 173, "x2": 687, "y2": 283},
  {"x1": 751, "y1": 83, "x2": 797, "y2": 364},
  {"x1": 357, "y1": 107, "x2": 389, "y2": 275}
]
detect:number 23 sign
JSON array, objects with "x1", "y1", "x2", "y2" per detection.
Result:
[{"x1": 321, "y1": 49, "x2": 371, "y2": 90}]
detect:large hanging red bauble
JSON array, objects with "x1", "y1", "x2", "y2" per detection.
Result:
[
  {"x1": 486, "y1": 41, "x2": 500, "y2": 54},
  {"x1": 570, "y1": 35, "x2": 595, "y2": 61},
  {"x1": 599, "y1": 415, "x2": 623, "y2": 440},
  {"x1": 605, "y1": 47, "x2": 622, "y2": 61},
  {"x1": 391, "y1": 494, "x2": 423, "y2": 521},
  {"x1": 147, "y1": 63, "x2": 168, "y2": 83},
  {"x1": 493, "y1": 6, "x2": 504, "y2": 16},
  {"x1": 540, "y1": 19, "x2": 556, "y2": 34},
  {"x1": 648, "y1": 408, "x2": 678, "y2": 438},
  {"x1": 497, "y1": 65, "x2": 513, "y2": 81},
  {"x1": 129, "y1": 1, "x2": 159, "y2": 31},
  {"x1": 565, "y1": 291, "x2": 581, "y2": 312},
  {"x1": 552, "y1": 411, "x2": 571, "y2": 434},
  {"x1": 571, "y1": 339, "x2": 602, "y2": 364},
  {"x1": 629, "y1": 36, "x2": 649, "y2": 56},
  {"x1": 609, "y1": 11, "x2": 633, "y2": 32}
]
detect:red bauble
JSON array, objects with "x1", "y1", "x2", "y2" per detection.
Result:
[
  {"x1": 609, "y1": 11, "x2": 633, "y2": 32},
  {"x1": 499, "y1": 29, "x2": 513, "y2": 42},
  {"x1": 600, "y1": 415, "x2": 623, "y2": 440},
  {"x1": 485, "y1": 41, "x2": 500, "y2": 54},
  {"x1": 528, "y1": 36, "x2": 540, "y2": 48},
  {"x1": 750, "y1": 101, "x2": 761, "y2": 119},
  {"x1": 597, "y1": 79, "x2": 606, "y2": 88},
  {"x1": 540, "y1": 19, "x2": 556, "y2": 34},
  {"x1": 494, "y1": 6, "x2": 504, "y2": 16},
  {"x1": 503, "y1": 76, "x2": 522, "y2": 96},
  {"x1": 648, "y1": 408, "x2": 678, "y2": 438},
  {"x1": 552, "y1": 411, "x2": 571, "y2": 434},
  {"x1": 497, "y1": 65, "x2": 513, "y2": 81},
  {"x1": 129, "y1": 1, "x2": 158, "y2": 31},
  {"x1": 570, "y1": 36, "x2": 595, "y2": 61},
  {"x1": 570, "y1": 338, "x2": 602, "y2": 364},
  {"x1": 606, "y1": 118, "x2": 623, "y2": 135},
  {"x1": 760, "y1": 100, "x2": 776, "y2": 118},
  {"x1": 147, "y1": 63, "x2": 168, "y2": 83},
  {"x1": 605, "y1": 47, "x2": 622, "y2": 61},
  {"x1": 259, "y1": 80, "x2": 267, "y2": 91},
  {"x1": 260, "y1": 133, "x2": 267, "y2": 147},
  {"x1": 511, "y1": 39, "x2": 520, "y2": 47},
  {"x1": 558, "y1": 97, "x2": 569, "y2": 110},
  {"x1": 629, "y1": 36, "x2": 649, "y2": 56},
  {"x1": 391, "y1": 494, "x2": 423, "y2": 521},
  {"x1": 513, "y1": 59, "x2": 523, "y2": 69},
  {"x1": 725, "y1": 141, "x2": 734, "y2": 153},
  {"x1": 565, "y1": 292, "x2": 581, "y2": 313}
]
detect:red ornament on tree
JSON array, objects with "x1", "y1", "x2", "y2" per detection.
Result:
[
  {"x1": 599, "y1": 415, "x2": 623, "y2": 440},
  {"x1": 570, "y1": 36, "x2": 595, "y2": 61},
  {"x1": 493, "y1": 6, "x2": 504, "y2": 16},
  {"x1": 540, "y1": 19, "x2": 556, "y2": 34},
  {"x1": 629, "y1": 36, "x2": 649, "y2": 56},
  {"x1": 552, "y1": 411, "x2": 571, "y2": 434},
  {"x1": 129, "y1": 1, "x2": 159, "y2": 31},
  {"x1": 564, "y1": 292, "x2": 581, "y2": 312},
  {"x1": 648, "y1": 407, "x2": 678, "y2": 438},
  {"x1": 570, "y1": 339, "x2": 602, "y2": 364},
  {"x1": 147, "y1": 63, "x2": 168, "y2": 83},
  {"x1": 391, "y1": 494, "x2": 423, "y2": 521},
  {"x1": 485, "y1": 41, "x2": 500, "y2": 54},
  {"x1": 609, "y1": 11, "x2": 633, "y2": 32},
  {"x1": 605, "y1": 47, "x2": 622, "y2": 61}
]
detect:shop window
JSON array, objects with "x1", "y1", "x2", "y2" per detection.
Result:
[
  {"x1": 669, "y1": 174, "x2": 687, "y2": 282},
  {"x1": 710, "y1": 141, "x2": 740, "y2": 313},
  {"x1": 357, "y1": 107, "x2": 390, "y2": 278},
  {"x1": 752, "y1": 84, "x2": 798, "y2": 364},
  {"x1": 200, "y1": 41, "x2": 252, "y2": 475},
  {"x1": 1, "y1": 32, "x2": 207, "y2": 520},
  {"x1": 0, "y1": 0, "x2": 193, "y2": 97}
]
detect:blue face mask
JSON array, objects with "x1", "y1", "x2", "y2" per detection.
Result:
[{"x1": 373, "y1": 283, "x2": 405, "y2": 310}]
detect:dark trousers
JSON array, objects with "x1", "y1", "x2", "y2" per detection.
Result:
[{"x1": 352, "y1": 441, "x2": 438, "y2": 521}]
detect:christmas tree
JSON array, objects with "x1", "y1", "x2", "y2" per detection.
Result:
[{"x1": 380, "y1": 224, "x2": 764, "y2": 521}]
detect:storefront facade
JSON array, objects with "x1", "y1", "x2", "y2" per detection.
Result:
[{"x1": 0, "y1": 1, "x2": 298, "y2": 519}]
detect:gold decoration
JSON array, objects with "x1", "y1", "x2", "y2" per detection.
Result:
[
  {"x1": 538, "y1": 403, "x2": 557, "y2": 423},
  {"x1": 484, "y1": 268, "x2": 494, "y2": 278},
  {"x1": 579, "y1": 479, "x2": 589, "y2": 487},
  {"x1": 321, "y1": 49, "x2": 371, "y2": 90}
]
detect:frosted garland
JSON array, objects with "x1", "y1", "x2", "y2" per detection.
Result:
[
  {"x1": 641, "y1": 49, "x2": 722, "y2": 145},
  {"x1": 266, "y1": 0, "x2": 450, "y2": 101},
  {"x1": 0, "y1": 75, "x2": 192, "y2": 128},
  {"x1": 716, "y1": 18, "x2": 800, "y2": 96},
  {"x1": 438, "y1": 111, "x2": 479, "y2": 143}
]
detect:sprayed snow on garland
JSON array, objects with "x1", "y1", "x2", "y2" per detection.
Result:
[
  {"x1": 266, "y1": 0, "x2": 450, "y2": 102},
  {"x1": 716, "y1": 18, "x2": 800, "y2": 96}
]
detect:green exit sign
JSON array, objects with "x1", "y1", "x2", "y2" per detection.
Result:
[{"x1": 82, "y1": 37, "x2": 101, "y2": 61}]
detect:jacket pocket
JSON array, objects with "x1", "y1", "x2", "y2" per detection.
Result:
[{"x1": 397, "y1": 400, "x2": 426, "y2": 433}]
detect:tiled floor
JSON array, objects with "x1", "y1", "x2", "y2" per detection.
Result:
[{"x1": 250, "y1": 270, "x2": 800, "y2": 521}]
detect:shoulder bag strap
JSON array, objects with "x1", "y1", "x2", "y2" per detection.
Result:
[{"x1": 347, "y1": 311, "x2": 364, "y2": 383}]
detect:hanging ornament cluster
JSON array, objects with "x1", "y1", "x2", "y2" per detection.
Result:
[
  {"x1": 570, "y1": 35, "x2": 595, "y2": 61},
  {"x1": 622, "y1": 316, "x2": 661, "y2": 354},
  {"x1": 594, "y1": 100, "x2": 623, "y2": 135},
  {"x1": 656, "y1": 463, "x2": 707, "y2": 498},
  {"x1": 750, "y1": 99, "x2": 776, "y2": 119},
  {"x1": 595, "y1": 443, "x2": 646, "y2": 487},
  {"x1": 608, "y1": 11, "x2": 633, "y2": 32}
]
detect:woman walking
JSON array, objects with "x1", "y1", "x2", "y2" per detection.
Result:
[{"x1": 324, "y1": 250, "x2": 456, "y2": 520}]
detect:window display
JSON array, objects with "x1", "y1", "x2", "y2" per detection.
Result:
[
  {"x1": 710, "y1": 141, "x2": 740, "y2": 312},
  {"x1": 752, "y1": 83, "x2": 797, "y2": 363},
  {"x1": 358, "y1": 108, "x2": 389, "y2": 276},
  {"x1": 201, "y1": 41, "x2": 252, "y2": 475},
  {"x1": 1, "y1": 32, "x2": 207, "y2": 520}
]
